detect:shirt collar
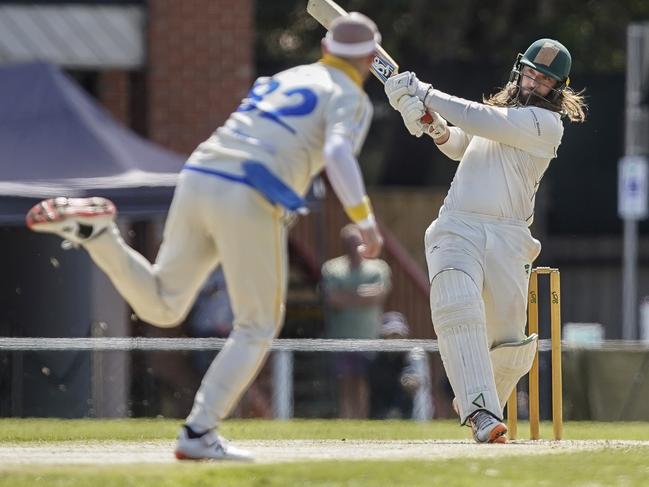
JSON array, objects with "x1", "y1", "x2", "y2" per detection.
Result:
[{"x1": 319, "y1": 54, "x2": 364, "y2": 88}]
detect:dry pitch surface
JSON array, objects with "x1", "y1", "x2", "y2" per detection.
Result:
[{"x1": 1, "y1": 439, "x2": 646, "y2": 465}]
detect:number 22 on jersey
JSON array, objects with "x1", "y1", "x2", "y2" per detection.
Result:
[{"x1": 237, "y1": 77, "x2": 318, "y2": 134}]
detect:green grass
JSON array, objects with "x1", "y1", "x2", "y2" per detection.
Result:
[
  {"x1": 0, "y1": 418, "x2": 467, "y2": 442},
  {"x1": 1, "y1": 450, "x2": 649, "y2": 487},
  {"x1": 1, "y1": 419, "x2": 649, "y2": 486},
  {"x1": 2, "y1": 418, "x2": 649, "y2": 442}
]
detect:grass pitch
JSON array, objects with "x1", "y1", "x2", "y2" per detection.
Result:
[{"x1": 1, "y1": 419, "x2": 648, "y2": 486}]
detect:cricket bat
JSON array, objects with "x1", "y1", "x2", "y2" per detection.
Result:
[{"x1": 307, "y1": 0, "x2": 433, "y2": 123}]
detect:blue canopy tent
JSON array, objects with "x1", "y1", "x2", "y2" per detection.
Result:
[
  {"x1": 0, "y1": 62, "x2": 186, "y2": 417},
  {"x1": 0, "y1": 62, "x2": 185, "y2": 224}
]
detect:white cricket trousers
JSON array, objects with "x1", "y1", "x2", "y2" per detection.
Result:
[
  {"x1": 84, "y1": 170, "x2": 288, "y2": 431},
  {"x1": 424, "y1": 210, "x2": 541, "y2": 421},
  {"x1": 424, "y1": 210, "x2": 542, "y2": 347}
]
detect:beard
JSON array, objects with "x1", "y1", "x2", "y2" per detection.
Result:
[{"x1": 515, "y1": 85, "x2": 560, "y2": 111}]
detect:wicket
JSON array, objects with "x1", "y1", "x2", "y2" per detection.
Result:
[{"x1": 506, "y1": 267, "x2": 563, "y2": 440}]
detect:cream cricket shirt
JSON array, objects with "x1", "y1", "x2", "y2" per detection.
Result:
[
  {"x1": 425, "y1": 90, "x2": 564, "y2": 224},
  {"x1": 187, "y1": 59, "x2": 373, "y2": 198}
]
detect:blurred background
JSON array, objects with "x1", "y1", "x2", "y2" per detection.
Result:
[{"x1": 0, "y1": 0, "x2": 648, "y2": 425}]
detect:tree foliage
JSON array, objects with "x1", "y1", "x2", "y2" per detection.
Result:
[
  {"x1": 256, "y1": 0, "x2": 649, "y2": 75},
  {"x1": 253, "y1": 1, "x2": 643, "y2": 234}
]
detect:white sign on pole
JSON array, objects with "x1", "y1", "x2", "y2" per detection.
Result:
[{"x1": 618, "y1": 155, "x2": 649, "y2": 220}]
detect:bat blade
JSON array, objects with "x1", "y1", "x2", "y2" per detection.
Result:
[
  {"x1": 306, "y1": 0, "x2": 346, "y2": 29},
  {"x1": 370, "y1": 53, "x2": 398, "y2": 83}
]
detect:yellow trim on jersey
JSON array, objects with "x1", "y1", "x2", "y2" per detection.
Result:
[
  {"x1": 319, "y1": 54, "x2": 363, "y2": 88},
  {"x1": 345, "y1": 196, "x2": 373, "y2": 223},
  {"x1": 273, "y1": 206, "x2": 285, "y2": 328}
]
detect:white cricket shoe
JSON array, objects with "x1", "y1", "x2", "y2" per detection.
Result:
[
  {"x1": 174, "y1": 427, "x2": 253, "y2": 461},
  {"x1": 469, "y1": 410, "x2": 508, "y2": 444},
  {"x1": 26, "y1": 197, "x2": 116, "y2": 245}
]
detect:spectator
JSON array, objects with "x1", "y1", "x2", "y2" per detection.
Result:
[
  {"x1": 321, "y1": 224, "x2": 391, "y2": 418},
  {"x1": 369, "y1": 311, "x2": 421, "y2": 419},
  {"x1": 185, "y1": 266, "x2": 234, "y2": 341}
]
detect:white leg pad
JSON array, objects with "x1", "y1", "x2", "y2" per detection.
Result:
[
  {"x1": 490, "y1": 334, "x2": 538, "y2": 409},
  {"x1": 430, "y1": 270, "x2": 502, "y2": 423}
]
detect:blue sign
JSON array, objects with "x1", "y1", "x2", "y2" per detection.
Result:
[{"x1": 619, "y1": 156, "x2": 649, "y2": 220}]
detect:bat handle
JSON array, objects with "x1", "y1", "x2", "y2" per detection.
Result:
[{"x1": 420, "y1": 112, "x2": 434, "y2": 124}]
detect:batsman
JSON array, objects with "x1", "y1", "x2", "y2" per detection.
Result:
[
  {"x1": 27, "y1": 13, "x2": 383, "y2": 460},
  {"x1": 385, "y1": 39, "x2": 587, "y2": 442}
]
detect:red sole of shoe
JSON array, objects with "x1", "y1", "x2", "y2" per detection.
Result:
[
  {"x1": 174, "y1": 451, "x2": 194, "y2": 460},
  {"x1": 489, "y1": 424, "x2": 509, "y2": 443},
  {"x1": 26, "y1": 199, "x2": 116, "y2": 229}
]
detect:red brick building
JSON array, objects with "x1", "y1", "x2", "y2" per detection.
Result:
[
  {"x1": 0, "y1": 0, "x2": 252, "y2": 154},
  {"x1": 99, "y1": 0, "x2": 254, "y2": 154}
]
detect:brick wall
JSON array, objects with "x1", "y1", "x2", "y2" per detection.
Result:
[
  {"x1": 147, "y1": 0, "x2": 254, "y2": 155},
  {"x1": 99, "y1": 71, "x2": 130, "y2": 126}
]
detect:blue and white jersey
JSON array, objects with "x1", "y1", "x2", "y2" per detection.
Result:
[{"x1": 187, "y1": 59, "x2": 373, "y2": 197}]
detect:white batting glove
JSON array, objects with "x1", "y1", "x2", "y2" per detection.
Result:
[
  {"x1": 385, "y1": 71, "x2": 431, "y2": 109},
  {"x1": 406, "y1": 71, "x2": 432, "y2": 101},
  {"x1": 385, "y1": 72, "x2": 413, "y2": 110},
  {"x1": 397, "y1": 95, "x2": 427, "y2": 137},
  {"x1": 426, "y1": 111, "x2": 448, "y2": 141}
]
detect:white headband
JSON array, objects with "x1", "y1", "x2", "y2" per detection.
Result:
[{"x1": 324, "y1": 31, "x2": 381, "y2": 57}]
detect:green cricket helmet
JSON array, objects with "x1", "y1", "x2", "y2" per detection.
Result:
[
  {"x1": 509, "y1": 38, "x2": 572, "y2": 107},
  {"x1": 518, "y1": 38, "x2": 571, "y2": 86},
  {"x1": 512, "y1": 39, "x2": 572, "y2": 90}
]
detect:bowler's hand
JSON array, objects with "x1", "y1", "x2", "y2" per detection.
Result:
[{"x1": 358, "y1": 224, "x2": 383, "y2": 259}]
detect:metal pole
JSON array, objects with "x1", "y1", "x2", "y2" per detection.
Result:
[
  {"x1": 272, "y1": 350, "x2": 294, "y2": 419},
  {"x1": 622, "y1": 24, "x2": 649, "y2": 339},
  {"x1": 623, "y1": 219, "x2": 639, "y2": 339},
  {"x1": 411, "y1": 348, "x2": 433, "y2": 421}
]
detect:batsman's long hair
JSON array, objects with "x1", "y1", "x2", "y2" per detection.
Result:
[{"x1": 484, "y1": 83, "x2": 587, "y2": 123}]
